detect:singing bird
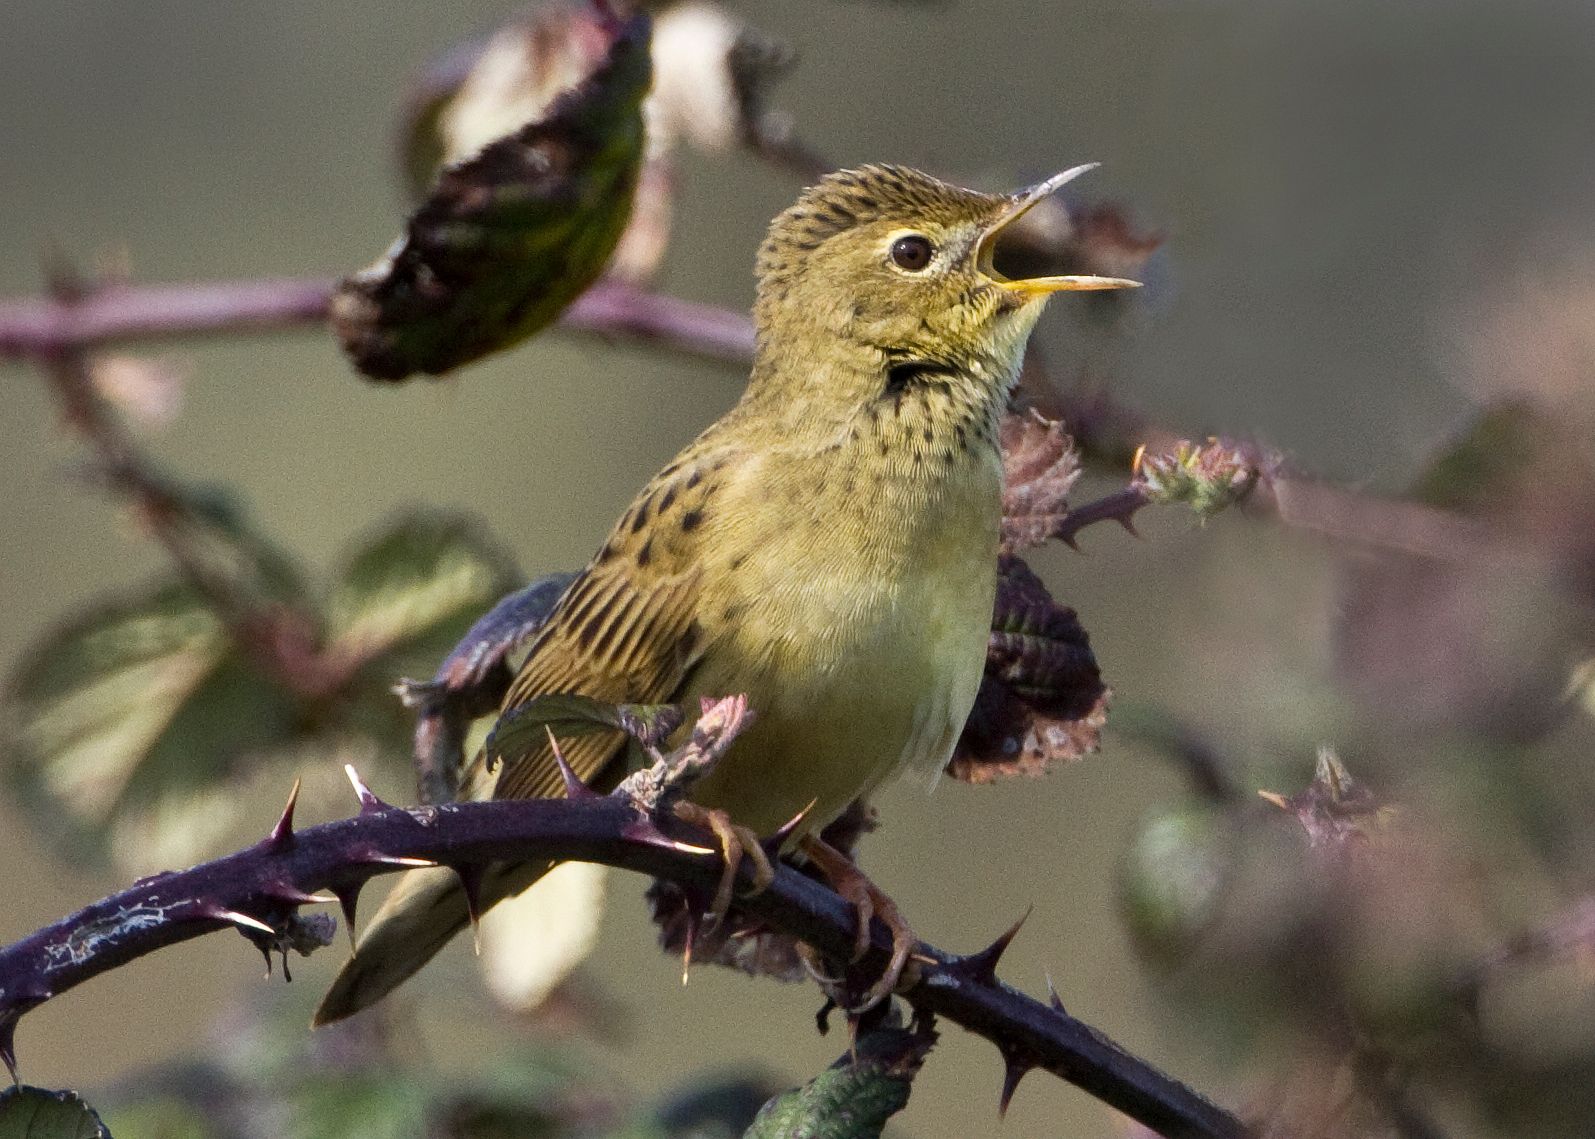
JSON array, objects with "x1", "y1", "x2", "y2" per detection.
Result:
[{"x1": 314, "y1": 163, "x2": 1138, "y2": 1025}]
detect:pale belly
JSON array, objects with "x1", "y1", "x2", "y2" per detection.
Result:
[{"x1": 680, "y1": 548, "x2": 995, "y2": 839}]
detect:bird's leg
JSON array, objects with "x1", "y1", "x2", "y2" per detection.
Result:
[
  {"x1": 672, "y1": 801, "x2": 776, "y2": 925},
  {"x1": 798, "y1": 834, "x2": 918, "y2": 1013}
]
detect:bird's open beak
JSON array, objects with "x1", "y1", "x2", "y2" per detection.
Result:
[{"x1": 977, "y1": 163, "x2": 1143, "y2": 299}]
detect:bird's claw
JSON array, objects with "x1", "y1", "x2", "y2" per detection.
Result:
[
  {"x1": 799, "y1": 834, "x2": 919, "y2": 1014},
  {"x1": 672, "y1": 801, "x2": 775, "y2": 926}
]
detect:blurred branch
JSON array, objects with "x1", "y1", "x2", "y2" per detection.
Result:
[
  {"x1": 1352, "y1": 1049, "x2": 1450, "y2": 1139},
  {"x1": 39, "y1": 346, "x2": 337, "y2": 701},
  {"x1": 5, "y1": 270, "x2": 1553, "y2": 573},
  {"x1": 0, "y1": 775, "x2": 1249, "y2": 1139},
  {"x1": 0, "y1": 277, "x2": 753, "y2": 368},
  {"x1": 0, "y1": 277, "x2": 336, "y2": 357},
  {"x1": 1455, "y1": 894, "x2": 1595, "y2": 1003}
]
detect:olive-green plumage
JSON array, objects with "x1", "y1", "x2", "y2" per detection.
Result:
[{"x1": 314, "y1": 163, "x2": 1136, "y2": 1025}]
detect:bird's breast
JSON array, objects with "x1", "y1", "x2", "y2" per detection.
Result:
[{"x1": 680, "y1": 436, "x2": 1001, "y2": 836}]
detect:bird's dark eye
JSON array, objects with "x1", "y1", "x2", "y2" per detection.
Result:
[{"x1": 890, "y1": 234, "x2": 935, "y2": 272}]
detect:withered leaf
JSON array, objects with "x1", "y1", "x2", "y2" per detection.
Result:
[
  {"x1": 1257, "y1": 747, "x2": 1398, "y2": 854},
  {"x1": 948, "y1": 554, "x2": 1109, "y2": 782},
  {"x1": 333, "y1": 12, "x2": 652, "y2": 381},
  {"x1": 999, "y1": 410, "x2": 1083, "y2": 553},
  {"x1": 485, "y1": 691, "x2": 682, "y2": 769},
  {"x1": 648, "y1": 799, "x2": 877, "y2": 982}
]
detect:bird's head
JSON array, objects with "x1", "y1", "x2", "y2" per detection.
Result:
[{"x1": 751, "y1": 164, "x2": 1139, "y2": 394}]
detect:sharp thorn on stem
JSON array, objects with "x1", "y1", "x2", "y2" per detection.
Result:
[
  {"x1": 546, "y1": 727, "x2": 600, "y2": 800},
  {"x1": 262, "y1": 881, "x2": 337, "y2": 907},
  {"x1": 455, "y1": 863, "x2": 485, "y2": 954},
  {"x1": 998, "y1": 1048, "x2": 1034, "y2": 1119},
  {"x1": 263, "y1": 777, "x2": 301, "y2": 852},
  {"x1": 0, "y1": 1014, "x2": 18, "y2": 1087},
  {"x1": 761, "y1": 797, "x2": 817, "y2": 858},
  {"x1": 620, "y1": 818, "x2": 717, "y2": 856},
  {"x1": 361, "y1": 853, "x2": 439, "y2": 869},
  {"x1": 333, "y1": 885, "x2": 361, "y2": 949},
  {"x1": 948, "y1": 905, "x2": 1033, "y2": 984},
  {"x1": 681, "y1": 909, "x2": 698, "y2": 986},
  {"x1": 1045, "y1": 971, "x2": 1066, "y2": 1014},
  {"x1": 344, "y1": 763, "x2": 391, "y2": 815},
  {"x1": 203, "y1": 906, "x2": 277, "y2": 936}
]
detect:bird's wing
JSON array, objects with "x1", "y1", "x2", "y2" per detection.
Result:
[{"x1": 473, "y1": 449, "x2": 727, "y2": 803}]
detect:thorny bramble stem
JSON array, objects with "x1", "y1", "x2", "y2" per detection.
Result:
[{"x1": 0, "y1": 784, "x2": 1249, "y2": 1139}]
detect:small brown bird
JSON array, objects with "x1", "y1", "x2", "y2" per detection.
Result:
[{"x1": 315, "y1": 163, "x2": 1137, "y2": 1025}]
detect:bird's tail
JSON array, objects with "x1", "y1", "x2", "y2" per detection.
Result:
[{"x1": 312, "y1": 859, "x2": 554, "y2": 1026}]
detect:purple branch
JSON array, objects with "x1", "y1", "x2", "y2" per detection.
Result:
[
  {"x1": 560, "y1": 282, "x2": 755, "y2": 363},
  {"x1": 0, "y1": 277, "x2": 753, "y2": 368},
  {"x1": 0, "y1": 278, "x2": 338, "y2": 358},
  {"x1": 0, "y1": 781, "x2": 1248, "y2": 1139}
]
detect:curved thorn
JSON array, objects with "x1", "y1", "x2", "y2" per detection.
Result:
[
  {"x1": 0, "y1": 1011, "x2": 18, "y2": 1086},
  {"x1": 263, "y1": 777, "x2": 301, "y2": 852},
  {"x1": 949, "y1": 905, "x2": 1033, "y2": 984},
  {"x1": 681, "y1": 909, "x2": 698, "y2": 986},
  {"x1": 364, "y1": 854, "x2": 439, "y2": 868},
  {"x1": 998, "y1": 1048, "x2": 1034, "y2": 1118},
  {"x1": 1045, "y1": 971, "x2": 1066, "y2": 1014},
  {"x1": 204, "y1": 907, "x2": 277, "y2": 936},
  {"x1": 454, "y1": 864, "x2": 485, "y2": 954},
  {"x1": 762, "y1": 797, "x2": 818, "y2": 857},
  {"x1": 333, "y1": 885, "x2": 361, "y2": 949},
  {"x1": 344, "y1": 763, "x2": 391, "y2": 815},
  {"x1": 0, "y1": 1020, "x2": 15, "y2": 1084},
  {"x1": 621, "y1": 818, "x2": 716, "y2": 855},
  {"x1": 546, "y1": 726, "x2": 600, "y2": 800},
  {"x1": 262, "y1": 881, "x2": 337, "y2": 907}
]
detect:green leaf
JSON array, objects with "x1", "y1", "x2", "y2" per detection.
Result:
[
  {"x1": 326, "y1": 512, "x2": 520, "y2": 680},
  {"x1": 0, "y1": 1087, "x2": 112, "y2": 1139},
  {"x1": 3, "y1": 583, "x2": 302, "y2": 871},
  {"x1": 742, "y1": 1022, "x2": 934, "y2": 1139},
  {"x1": 485, "y1": 692, "x2": 682, "y2": 767},
  {"x1": 110, "y1": 469, "x2": 311, "y2": 611},
  {"x1": 1408, "y1": 400, "x2": 1546, "y2": 514},
  {"x1": 332, "y1": 12, "x2": 653, "y2": 380}
]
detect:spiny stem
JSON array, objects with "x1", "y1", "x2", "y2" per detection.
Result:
[
  {"x1": 0, "y1": 277, "x2": 753, "y2": 367},
  {"x1": 0, "y1": 790, "x2": 1248, "y2": 1139}
]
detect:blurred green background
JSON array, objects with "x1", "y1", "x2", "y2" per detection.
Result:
[{"x1": 5, "y1": 1, "x2": 1595, "y2": 1135}]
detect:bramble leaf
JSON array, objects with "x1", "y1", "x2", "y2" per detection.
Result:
[
  {"x1": 333, "y1": 11, "x2": 653, "y2": 380},
  {"x1": 999, "y1": 411, "x2": 1083, "y2": 554},
  {"x1": 485, "y1": 692, "x2": 682, "y2": 768},
  {"x1": 3, "y1": 512, "x2": 520, "y2": 872},
  {"x1": 0, "y1": 1087, "x2": 112, "y2": 1139},
  {"x1": 948, "y1": 554, "x2": 1109, "y2": 782},
  {"x1": 3, "y1": 583, "x2": 300, "y2": 871},
  {"x1": 326, "y1": 512, "x2": 520, "y2": 684}
]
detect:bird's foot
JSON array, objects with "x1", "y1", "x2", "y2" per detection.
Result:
[
  {"x1": 672, "y1": 801, "x2": 775, "y2": 925},
  {"x1": 798, "y1": 834, "x2": 920, "y2": 1014}
]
